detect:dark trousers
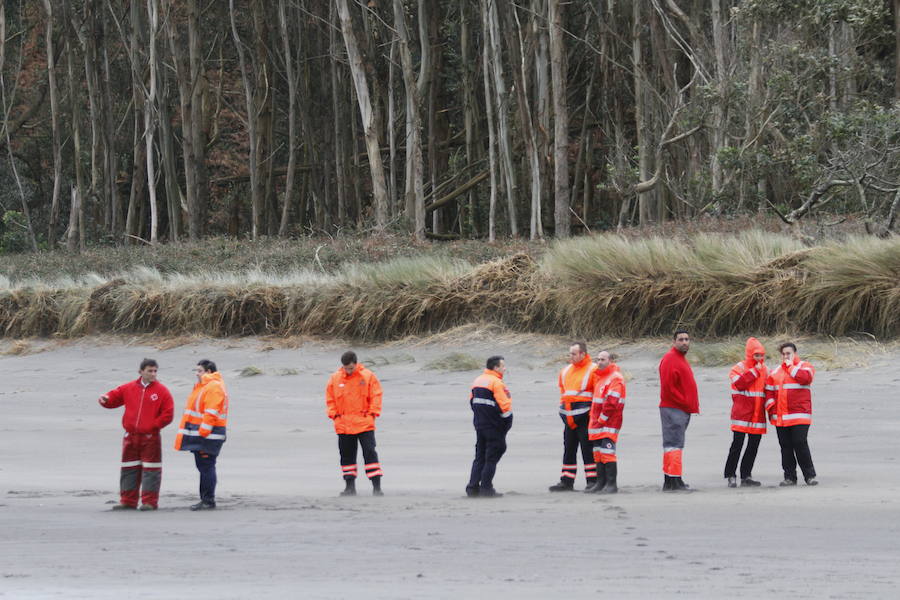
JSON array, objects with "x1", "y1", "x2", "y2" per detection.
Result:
[
  {"x1": 561, "y1": 419, "x2": 595, "y2": 482},
  {"x1": 776, "y1": 424, "x2": 816, "y2": 481},
  {"x1": 338, "y1": 431, "x2": 380, "y2": 479},
  {"x1": 468, "y1": 427, "x2": 508, "y2": 491},
  {"x1": 193, "y1": 451, "x2": 218, "y2": 504},
  {"x1": 724, "y1": 431, "x2": 762, "y2": 479}
]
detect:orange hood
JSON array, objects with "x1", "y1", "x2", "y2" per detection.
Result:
[{"x1": 744, "y1": 337, "x2": 765, "y2": 368}]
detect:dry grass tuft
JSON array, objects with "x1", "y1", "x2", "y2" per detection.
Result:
[
  {"x1": 424, "y1": 352, "x2": 482, "y2": 372},
  {"x1": 239, "y1": 366, "x2": 264, "y2": 377}
]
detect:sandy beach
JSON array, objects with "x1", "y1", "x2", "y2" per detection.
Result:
[{"x1": 1, "y1": 333, "x2": 898, "y2": 599}]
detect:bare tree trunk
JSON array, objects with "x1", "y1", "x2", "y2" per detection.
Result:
[
  {"x1": 535, "y1": 0, "x2": 551, "y2": 233},
  {"x1": 895, "y1": 0, "x2": 900, "y2": 100},
  {"x1": 633, "y1": 0, "x2": 651, "y2": 226},
  {"x1": 277, "y1": 0, "x2": 298, "y2": 236},
  {"x1": 487, "y1": 0, "x2": 518, "y2": 236},
  {"x1": 393, "y1": 0, "x2": 425, "y2": 241},
  {"x1": 65, "y1": 29, "x2": 87, "y2": 250},
  {"x1": 187, "y1": 0, "x2": 207, "y2": 237},
  {"x1": 387, "y1": 38, "x2": 397, "y2": 218},
  {"x1": 710, "y1": 0, "x2": 726, "y2": 199},
  {"x1": 78, "y1": 2, "x2": 103, "y2": 239},
  {"x1": 336, "y1": 0, "x2": 389, "y2": 231},
  {"x1": 749, "y1": 17, "x2": 767, "y2": 213},
  {"x1": 157, "y1": 67, "x2": 181, "y2": 242},
  {"x1": 481, "y1": 0, "x2": 498, "y2": 242},
  {"x1": 43, "y1": 0, "x2": 63, "y2": 247},
  {"x1": 548, "y1": 0, "x2": 569, "y2": 237},
  {"x1": 144, "y1": 0, "x2": 160, "y2": 245},
  {"x1": 329, "y1": 4, "x2": 347, "y2": 226},
  {"x1": 460, "y1": 0, "x2": 478, "y2": 237},
  {"x1": 101, "y1": 28, "x2": 122, "y2": 237},
  {"x1": 230, "y1": 0, "x2": 261, "y2": 239},
  {"x1": 123, "y1": 0, "x2": 145, "y2": 243}
]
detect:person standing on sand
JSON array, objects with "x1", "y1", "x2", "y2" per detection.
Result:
[
  {"x1": 325, "y1": 351, "x2": 385, "y2": 497},
  {"x1": 766, "y1": 342, "x2": 818, "y2": 487},
  {"x1": 466, "y1": 355, "x2": 513, "y2": 498},
  {"x1": 659, "y1": 330, "x2": 699, "y2": 492},
  {"x1": 99, "y1": 358, "x2": 174, "y2": 511},
  {"x1": 724, "y1": 337, "x2": 768, "y2": 488},
  {"x1": 584, "y1": 351, "x2": 625, "y2": 494},
  {"x1": 549, "y1": 342, "x2": 599, "y2": 492},
  {"x1": 174, "y1": 360, "x2": 229, "y2": 510}
]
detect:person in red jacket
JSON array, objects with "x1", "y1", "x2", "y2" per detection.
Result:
[
  {"x1": 724, "y1": 337, "x2": 768, "y2": 487},
  {"x1": 766, "y1": 342, "x2": 818, "y2": 486},
  {"x1": 326, "y1": 351, "x2": 384, "y2": 496},
  {"x1": 99, "y1": 358, "x2": 174, "y2": 510},
  {"x1": 585, "y1": 351, "x2": 625, "y2": 494},
  {"x1": 658, "y1": 330, "x2": 699, "y2": 492}
]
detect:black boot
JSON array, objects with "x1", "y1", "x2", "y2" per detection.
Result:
[
  {"x1": 584, "y1": 465, "x2": 607, "y2": 493},
  {"x1": 465, "y1": 484, "x2": 480, "y2": 498},
  {"x1": 371, "y1": 476, "x2": 384, "y2": 496},
  {"x1": 599, "y1": 463, "x2": 618, "y2": 494},
  {"x1": 340, "y1": 478, "x2": 356, "y2": 496},
  {"x1": 549, "y1": 479, "x2": 575, "y2": 492},
  {"x1": 673, "y1": 477, "x2": 691, "y2": 491},
  {"x1": 662, "y1": 475, "x2": 675, "y2": 491}
]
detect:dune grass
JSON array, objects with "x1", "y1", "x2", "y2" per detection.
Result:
[{"x1": 1, "y1": 232, "x2": 898, "y2": 340}]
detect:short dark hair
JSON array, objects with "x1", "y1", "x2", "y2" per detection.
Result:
[
  {"x1": 197, "y1": 359, "x2": 217, "y2": 373},
  {"x1": 486, "y1": 355, "x2": 504, "y2": 370},
  {"x1": 673, "y1": 329, "x2": 690, "y2": 340},
  {"x1": 139, "y1": 358, "x2": 158, "y2": 370},
  {"x1": 571, "y1": 341, "x2": 587, "y2": 354},
  {"x1": 341, "y1": 351, "x2": 357, "y2": 366},
  {"x1": 778, "y1": 342, "x2": 797, "y2": 353}
]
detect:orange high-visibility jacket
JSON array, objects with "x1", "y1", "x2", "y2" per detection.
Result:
[
  {"x1": 765, "y1": 357, "x2": 815, "y2": 427},
  {"x1": 558, "y1": 355, "x2": 597, "y2": 429},
  {"x1": 174, "y1": 372, "x2": 228, "y2": 455},
  {"x1": 470, "y1": 369, "x2": 513, "y2": 431},
  {"x1": 588, "y1": 363, "x2": 626, "y2": 442},
  {"x1": 729, "y1": 337, "x2": 769, "y2": 435},
  {"x1": 326, "y1": 364, "x2": 383, "y2": 435}
]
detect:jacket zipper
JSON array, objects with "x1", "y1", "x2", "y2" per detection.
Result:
[{"x1": 135, "y1": 386, "x2": 146, "y2": 432}]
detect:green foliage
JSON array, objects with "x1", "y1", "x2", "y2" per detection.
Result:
[{"x1": 0, "y1": 211, "x2": 31, "y2": 254}]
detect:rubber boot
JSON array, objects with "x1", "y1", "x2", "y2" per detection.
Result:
[
  {"x1": 727, "y1": 476, "x2": 738, "y2": 488},
  {"x1": 584, "y1": 464, "x2": 607, "y2": 493},
  {"x1": 662, "y1": 475, "x2": 675, "y2": 492},
  {"x1": 340, "y1": 478, "x2": 357, "y2": 496},
  {"x1": 371, "y1": 476, "x2": 384, "y2": 496},
  {"x1": 674, "y1": 477, "x2": 691, "y2": 491},
  {"x1": 548, "y1": 479, "x2": 575, "y2": 492},
  {"x1": 599, "y1": 463, "x2": 618, "y2": 494},
  {"x1": 465, "y1": 485, "x2": 480, "y2": 498}
]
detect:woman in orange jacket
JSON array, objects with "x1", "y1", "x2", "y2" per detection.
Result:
[
  {"x1": 766, "y1": 342, "x2": 817, "y2": 486},
  {"x1": 325, "y1": 351, "x2": 384, "y2": 496},
  {"x1": 724, "y1": 338, "x2": 768, "y2": 487}
]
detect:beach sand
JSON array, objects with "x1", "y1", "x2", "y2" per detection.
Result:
[{"x1": 1, "y1": 333, "x2": 898, "y2": 599}]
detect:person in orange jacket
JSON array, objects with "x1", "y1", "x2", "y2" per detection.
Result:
[
  {"x1": 174, "y1": 359, "x2": 229, "y2": 510},
  {"x1": 99, "y1": 358, "x2": 174, "y2": 510},
  {"x1": 766, "y1": 342, "x2": 818, "y2": 486},
  {"x1": 326, "y1": 351, "x2": 384, "y2": 496},
  {"x1": 585, "y1": 351, "x2": 625, "y2": 494},
  {"x1": 724, "y1": 337, "x2": 768, "y2": 487},
  {"x1": 466, "y1": 355, "x2": 513, "y2": 498},
  {"x1": 549, "y1": 342, "x2": 599, "y2": 491},
  {"x1": 658, "y1": 330, "x2": 699, "y2": 492}
]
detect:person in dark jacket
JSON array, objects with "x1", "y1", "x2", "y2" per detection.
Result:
[
  {"x1": 658, "y1": 330, "x2": 699, "y2": 492},
  {"x1": 466, "y1": 356, "x2": 513, "y2": 498},
  {"x1": 99, "y1": 358, "x2": 174, "y2": 510}
]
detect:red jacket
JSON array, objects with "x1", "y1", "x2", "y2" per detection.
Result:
[
  {"x1": 100, "y1": 378, "x2": 174, "y2": 434},
  {"x1": 326, "y1": 364, "x2": 383, "y2": 435},
  {"x1": 765, "y1": 357, "x2": 815, "y2": 427},
  {"x1": 729, "y1": 337, "x2": 768, "y2": 434},
  {"x1": 658, "y1": 347, "x2": 699, "y2": 414},
  {"x1": 588, "y1": 364, "x2": 626, "y2": 442}
]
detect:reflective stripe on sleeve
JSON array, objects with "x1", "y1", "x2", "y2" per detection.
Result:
[
  {"x1": 199, "y1": 423, "x2": 213, "y2": 431},
  {"x1": 732, "y1": 390, "x2": 766, "y2": 397},
  {"x1": 472, "y1": 398, "x2": 497, "y2": 407},
  {"x1": 501, "y1": 411, "x2": 512, "y2": 418},
  {"x1": 781, "y1": 412, "x2": 811, "y2": 420},
  {"x1": 183, "y1": 409, "x2": 203, "y2": 418},
  {"x1": 783, "y1": 383, "x2": 811, "y2": 390}
]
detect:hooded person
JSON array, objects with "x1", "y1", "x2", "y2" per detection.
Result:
[
  {"x1": 723, "y1": 337, "x2": 768, "y2": 487},
  {"x1": 584, "y1": 351, "x2": 625, "y2": 494}
]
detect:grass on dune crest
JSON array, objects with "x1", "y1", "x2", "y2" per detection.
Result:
[{"x1": 1, "y1": 232, "x2": 898, "y2": 340}]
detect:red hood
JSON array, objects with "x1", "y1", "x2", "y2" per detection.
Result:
[{"x1": 744, "y1": 337, "x2": 765, "y2": 368}]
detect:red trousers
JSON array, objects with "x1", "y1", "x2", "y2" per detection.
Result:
[{"x1": 120, "y1": 432, "x2": 162, "y2": 507}]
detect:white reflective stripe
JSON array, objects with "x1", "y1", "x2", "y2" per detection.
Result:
[
  {"x1": 205, "y1": 408, "x2": 222, "y2": 417},
  {"x1": 732, "y1": 390, "x2": 766, "y2": 397},
  {"x1": 178, "y1": 429, "x2": 201, "y2": 436},
  {"x1": 472, "y1": 398, "x2": 497, "y2": 407},
  {"x1": 559, "y1": 407, "x2": 591, "y2": 416},
  {"x1": 783, "y1": 383, "x2": 810, "y2": 390},
  {"x1": 206, "y1": 434, "x2": 226, "y2": 440},
  {"x1": 121, "y1": 460, "x2": 142, "y2": 467},
  {"x1": 580, "y1": 368, "x2": 594, "y2": 393},
  {"x1": 731, "y1": 375, "x2": 741, "y2": 383},
  {"x1": 599, "y1": 414, "x2": 609, "y2": 421},
  {"x1": 564, "y1": 390, "x2": 593, "y2": 397},
  {"x1": 598, "y1": 448, "x2": 617, "y2": 454},
  {"x1": 592, "y1": 398, "x2": 604, "y2": 404},
  {"x1": 765, "y1": 385, "x2": 778, "y2": 391},
  {"x1": 199, "y1": 423, "x2": 213, "y2": 431},
  {"x1": 589, "y1": 427, "x2": 619, "y2": 435},
  {"x1": 563, "y1": 390, "x2": 581, "y2": 396},
  {"x1": 731, "y1": 419, "x2": 766, "y2": 429},
  {"x1": 608, "y1": 391, "x2": 621, "y2": 398},
  {"x1": 500, "y1": 411, "x2": 512, "y2": 418},
  {"x1": 765, "y1": 399, "x2": 775, "y2": 407},
  {"x1": 663, "y1": 447, "x2": 681, "y2": 453},
  {"x1": 141, "y1": 462, "x2": 162, "y2": 468},
  {"x1": 183, "y1": 410, "x2": 203, "y2": 418},
  {"x1": 781, "y1": 413, "x2": 811, "y2": 420},
  {"x1": 790, "y1": 365, "x2": 801, "y2": 378}
]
